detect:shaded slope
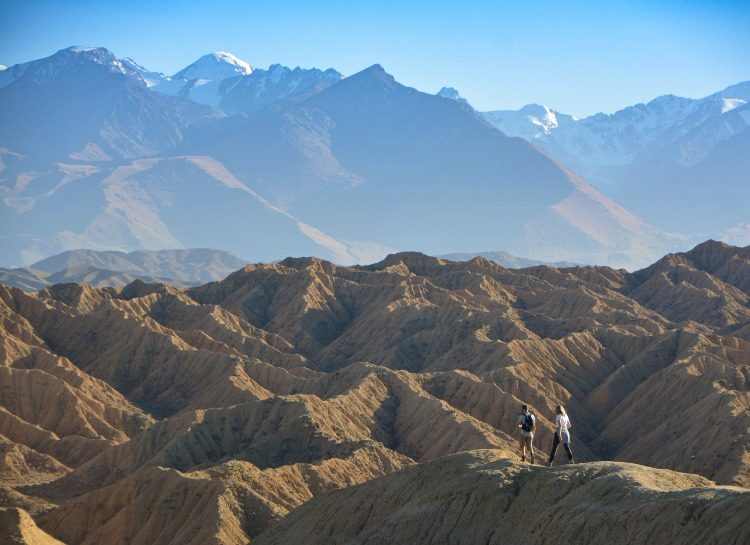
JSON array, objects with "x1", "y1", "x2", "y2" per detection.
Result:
[
  {"x1": 0, "y1": 508, "x2": 65, "y2": 545},
  {"x1": 1, "y1": 155, "x2": 359, "y2": 266},
  {"x1": 207, "y1": 65, "x2": 679, "y2": 268},
  {"x1": 31, "y1": 248, "x2": 247, "y2": 284}
]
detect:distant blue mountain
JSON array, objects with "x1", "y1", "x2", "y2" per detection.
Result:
[
  {"x1": 0, "y1": 47, "x2": 692, "y2": 269},
  {"x1": 482, "y1": 83, "x2": 750, "y2": 238}
]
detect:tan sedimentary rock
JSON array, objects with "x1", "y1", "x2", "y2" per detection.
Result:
[
  {"x1": 0, "y1": 439, "x2": 69, "y2": 486},
  {"x1": 39, "y1": 445, "x2": 412, "y2": 545},
  {"x1": 0, "y1": 291, "x2": 154, "y2": 480},
  {"x1": 0, "y1": 241, "x2": 747, "y2": 543},
  {"x1": 37, "y1": 364, "x2": 517, "y2": 501},
  {"x1": 254, "y1": 450, "x2": 750, "y2": 545}
]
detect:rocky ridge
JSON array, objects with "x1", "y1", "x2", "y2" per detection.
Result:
[
  {"x1": 0, "y1": 240, "x2": 747, "y2": 543},
  {"x1": 255, "y1": 450, "x2": 750, "y2": 545}
]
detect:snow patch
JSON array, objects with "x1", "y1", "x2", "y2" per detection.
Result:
[
  {"x1": 721, "y1": 98, "x2": 747, "y2": 114},
  {"x1": 121, "y1": 58, "x2": 167, "y2": 87},
  {"x1": 67, "y1": 45, "x2": 98, "y2": 53},
  {"x1": 213, "y1": 51, "x2": 252, "y2": 75}
]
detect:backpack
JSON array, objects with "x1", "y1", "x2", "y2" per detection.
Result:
[{"x1": 521, "y1": 412, "x2": 535, "y2": 432}]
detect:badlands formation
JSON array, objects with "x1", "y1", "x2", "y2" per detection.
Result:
[{"x1": 0, "y1": 240, "x2": 748, "y2": 544}]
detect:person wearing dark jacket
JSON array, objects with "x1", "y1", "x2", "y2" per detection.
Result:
[{"x1": 516, "y1": 404, "x2": 536, "y2": 463}]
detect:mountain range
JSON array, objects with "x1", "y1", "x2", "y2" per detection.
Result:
[
  {"x1": 3, "y1": 45, "x2": 737, "y2": 270},
  {"x1": 0, "y1": 239, "x2": 748, "y2": 544},
  {"x1": 0, "y1": 249, "x2": 248, "y2": 290},
  {"x1": 0, "y1": 248, "x2": 583, "y2": 291},
  {"x1": 482, "y1": 83, "x2": 750, "y2": 237},
  {"x1": 1, "y1": 42, "x2": 748, "y2": 545},
  {"x1": 123, "y1": 51, "x2": 343, "y2": 113},
  {"x1": 439, "y1": 251, "x2": 579, "y2": 268}
]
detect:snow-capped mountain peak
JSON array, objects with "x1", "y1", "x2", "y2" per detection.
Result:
[
  {"x1": 61, "y1": 46, "x2": 122, "y2": 65},
  {"x1": 516, "y1": 104, "x2": 563, "y2": 133},
  {"x1": 213, "y1": 51, "x2": 252, "y2": 73},
  {"x1": 482, "y1": 78, "x2": 750, "y2": 170},
  {"x1": 0, "y1": 46, "x2": 138, "y2": 89},
  {"x1": 172, "y1": 51, "x2": 252, "y2": 81},
  {"x1": 483, "y1": 104, "x2": 575, "y2": 139}
]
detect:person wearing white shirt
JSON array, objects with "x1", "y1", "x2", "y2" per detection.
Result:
[{"x1": 548, "y1": 404, "x2": 574, "y2": 466}]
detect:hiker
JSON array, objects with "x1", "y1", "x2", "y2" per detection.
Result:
[
  {"x1": 517, "y1": 404, "x2": 536, "y2": 463},
  {"x1": 548, "y1": 404, "x2": 574, "y2": 466}
]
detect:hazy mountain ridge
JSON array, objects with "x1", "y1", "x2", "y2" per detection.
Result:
[
  {"x1": 440, "y1": 251, "x2": 580, "y2": 268},
  {"x1": 0, "y1": 155, "x2": 364, "y2": 266},
  {"x1": 0, "y1": 240, "x2": 748, "y2": 543},
  {"x1": 481, "y1": 82, "x2": 750, "y2": 236},
  {"x1": 220, "y1": 64, "x2": 343, "y2": 114},
  {"x1": 483, "y1": 82, "x2": 750, "y2": 166},
  {"x1": 0, "y1": 265, "x2": 167, "y2": 290},
  {"x1": 202, "y1": 63, "x2": 686, "y2": 268},
  {"x1": 31, "y1": 248, "x2": 247, "y2": 283},
  {"x1": 0, "y1": 248, "x2": 583, "y2": 291},
  {"x1": 0, "y1": 249, "x2": 249, "y2": 289},
  {"x1": 0, "y1": 46, "x2": 699, "y2": 270}
]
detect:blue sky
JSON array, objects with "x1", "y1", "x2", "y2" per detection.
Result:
[{"x1": 1, "y1": 0, "x2": 748, "y2": 116}]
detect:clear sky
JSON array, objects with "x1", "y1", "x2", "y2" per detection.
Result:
[{"x1": 1, "y1": 0, "x2": 748, "y2": 116}]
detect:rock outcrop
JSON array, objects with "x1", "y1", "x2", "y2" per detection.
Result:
[{"x1": 255, "y1": 450, "x2": 750, "y2": 545}]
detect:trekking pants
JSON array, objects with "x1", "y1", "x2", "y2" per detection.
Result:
[
  {"x1": 548, "y1": 432, "x2": 573, "y2": 462},
  {"x1": 519, "y1": 432, "x2": 535, "y2": 462}
]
